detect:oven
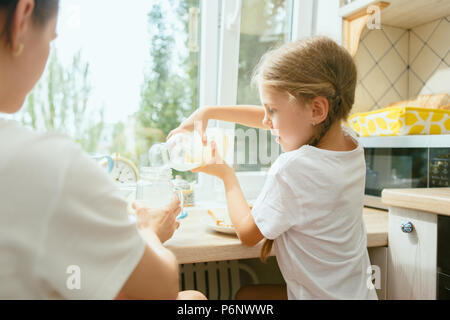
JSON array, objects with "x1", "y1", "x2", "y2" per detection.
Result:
[{"x1": 363, "y1": 145, "x2": 450, "y2": 210}]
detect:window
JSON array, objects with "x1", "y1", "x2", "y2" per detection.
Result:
[
  {"x1": 234, "y1": 0, "x2": 293, "y2": 172},
  {"x1": 199, "y1": 0, "x2": 311, "y2": 202},
  {"x1": 10, "y1": 0, "x2": 313, "y2": 201},
  {"x1": 14, "y1": 0, "x2": 202, "y2": 180}
]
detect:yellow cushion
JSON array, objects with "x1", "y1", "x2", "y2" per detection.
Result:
[{"x1": 348, "y1": 106, "x2": 450, "y2": 137}]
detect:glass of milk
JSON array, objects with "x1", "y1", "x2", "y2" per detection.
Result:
[{"x1": 135, "y1": 166, "x2": 184, "y2": 210}]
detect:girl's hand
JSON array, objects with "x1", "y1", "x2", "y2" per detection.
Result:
[
  {"x1": 133, "y1": 197, "x2": 182, "y2": 243},
  {"x1": 168, "y1": 107, "x2": 210, "y2": 146},
  {"x1": 191, "y1": 141, "x2": 234, "y2": 180}
]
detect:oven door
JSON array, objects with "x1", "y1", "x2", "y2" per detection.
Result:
[
  {"x1": 429, "y1": 148, "x2": 450, "y2": 188},
  {"x1": 364, "y1": 148, "x2": 428, "y2": 209}
]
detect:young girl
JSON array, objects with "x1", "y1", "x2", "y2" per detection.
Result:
[{"x1": 169, "y1": 36, "x2": 378, "y2": 300}]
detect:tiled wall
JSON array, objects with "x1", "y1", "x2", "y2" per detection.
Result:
[
  {"x1": 352, "y1": 16, "x2": 450, "y2": 114},
  {"x1": 409, "y1": 17, "x2": 450, "y2": 98}
]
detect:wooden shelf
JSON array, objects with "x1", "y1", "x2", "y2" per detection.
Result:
[
  {"x1": 342, "y1": 1, "x2": 390, "y2": 56},
  {"x1": 375, "y1": 0, "x2": 450, "y2": 29},
  {"x1": 340, "y1": 0, "x2": 450, "y2": 29},
  {"x1": 341, "y1": 0, "x2": 450, "y2": 56}
]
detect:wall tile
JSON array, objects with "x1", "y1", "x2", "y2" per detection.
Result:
[
  {"x1": 409, "y1": 71, "x2": 424, "y2": 98},
  {"x1": 353, "y1": 84, "x2": 376, "y2": 114},
  {"x1": 412, "y1": 19, "x2": 440, "y2": 42},
  {"x1": 409, "y1": 31, "x2": 424, "y2": 63},
  {"x1": 394, "y1": 32, "x2": 409, "y2": 64},
  {"x1": 409, "y1": 16, "x2": 450, "y2": 97},
  {"x1": 362, "y1": 29, "x2": 392, "y2": 61},
  {"x1": 410, "y1": 45, "x2": 442, "y2": 83},
  {"x1": 352, "y1": 16, "x2": 449, "y2": 113},
  {"x1": 377, "y1": 87, "x2": 403, "y2": 109},
  {"x1": 427, "y1": 18, "x2": 450, "y2": 58},
  {"x1": 379, "y1": 47, "x2": 407, "y2": 84},
  {"x1": 362, "y1": 66, "x2": 391, "y2": 103},
  {"x1": 354, "y1": 44, "x2": 376, "y2": 80},
  {"x1": 382, "y1": 25, "x2": 406, "y2": 44},
  {"x1": 393, "y1": 71, "x2": 409, "y2": 100}
]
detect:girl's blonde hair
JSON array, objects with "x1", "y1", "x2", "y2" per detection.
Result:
[{"x1": 252, "y1": 36, "x2": 358, "y2": 262}]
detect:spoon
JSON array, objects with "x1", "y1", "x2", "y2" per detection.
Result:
[{"x1": 207, "y1": 209, "x2": 232, "y2": 228}]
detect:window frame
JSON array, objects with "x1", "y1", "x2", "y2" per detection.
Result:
[{"x1": 196, "y1": 0, "x2": 316, "y2": 202}]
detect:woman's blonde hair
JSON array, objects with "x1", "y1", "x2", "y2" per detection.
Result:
[{"x1": 253, "y1": 36, "x2": 357, "y2": 262}]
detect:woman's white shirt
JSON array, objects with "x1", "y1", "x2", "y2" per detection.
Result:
[
  {"x1": 0, "y1": 119, "x2": 146, "y2": 299},
  {"x1": 251, "y1": 132, "x2": 378, "y2": 300}
]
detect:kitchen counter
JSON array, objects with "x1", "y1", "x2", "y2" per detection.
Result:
[
  {"x1": 139, "y1": 206, "x2": 388, "y2": 264},
  {"x1": 382, "y1": 188, "x2": 450, "y2": 217}
]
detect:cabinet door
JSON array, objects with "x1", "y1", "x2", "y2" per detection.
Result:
[{"x1": 387, "y1": 207, "x2": 437, "y2": 300}]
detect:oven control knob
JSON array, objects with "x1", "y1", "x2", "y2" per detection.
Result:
[{"x1": 401, "y1": 221, "x2": 414, "y2": 233}]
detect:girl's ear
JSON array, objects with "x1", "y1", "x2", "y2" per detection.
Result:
[{"x1": 310, "y1": 96, "x2": 329, "y2": 125}]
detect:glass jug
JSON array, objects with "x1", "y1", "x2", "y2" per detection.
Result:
[
  {"x1": 136, "y1": 166, "x2": 184, "y2": 210},
  {"x1": 148, "y1": 128, "x2": 232, "y2": 171}
]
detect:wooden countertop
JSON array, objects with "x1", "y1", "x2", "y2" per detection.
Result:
[
  {"x1": 143, "y1": 206, "x2": 388, "y2": 265},
  {"x1": 382, "y1": 188, "x2": 450, "y2": 217}
]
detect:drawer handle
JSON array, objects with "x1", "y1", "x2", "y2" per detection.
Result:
[{"x1": 401, "y1": 221, "x2": 414, "y2": 233}]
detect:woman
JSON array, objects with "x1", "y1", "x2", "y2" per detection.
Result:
[{"x1": 0, "y1": 0, "x2": 205, "y2": 300}]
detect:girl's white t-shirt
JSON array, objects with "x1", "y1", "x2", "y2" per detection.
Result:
[
  {"x1": 251, "y1": 131, "x2": 378, "y2": 300},
  {"x1": 0, "y1": 119, "x2": 146, "y2": 299}
]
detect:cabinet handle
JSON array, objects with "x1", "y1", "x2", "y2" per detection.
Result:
[{"x1": 401, "y1": 221, "x2": 414, "y2": 233}]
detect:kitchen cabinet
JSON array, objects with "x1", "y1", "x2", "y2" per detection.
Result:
[
  {"x1": 382, "y1": 188, "x2": 450, "y2": 299},
  {"x1": 386, "y1": 206, "x2": 437, "y2": 299}
]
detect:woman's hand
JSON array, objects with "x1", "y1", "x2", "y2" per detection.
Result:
[
  {"x1": 167, "y1": 107, "x2": 210, "y2": 145},
  {"x1": 191, "y1": 141, "x2": 234, "y2": 181},
  {"x1": 133, "y1": 197, "x2": 182, "y2": 243}
]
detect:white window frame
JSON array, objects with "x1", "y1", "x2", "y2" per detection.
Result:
[
  {"x1": 196, "y1": 0, "x2": 316, "y2": 203},
  {"x1": 314, "y1": 0, "x2": 342, "y2": 43},
  {"x1": 195, "y1": 0, "x2": 219, "y2": 203}
]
